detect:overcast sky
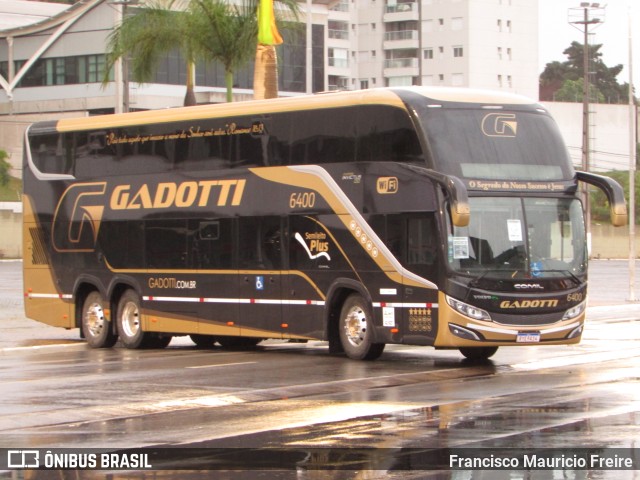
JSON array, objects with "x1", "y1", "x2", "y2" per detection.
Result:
[{"x1": 538, "y1": 1, "x2": 639, "y2": 90}]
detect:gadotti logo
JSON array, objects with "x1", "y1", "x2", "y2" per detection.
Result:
[
  {"x1": 481, "y1": 113, "x2": 518, "y2": 137},
  {"x1": 52, "y1": 180, "x2": 246, "y2": 252},
  {"x1": 52, "y1": 182, "x2": 106, "y2": 252}
]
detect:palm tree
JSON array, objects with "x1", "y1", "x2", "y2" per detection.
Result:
[
  {"x1": 104, "y1": 0, "x2": 299, "y2": 105},
  {"x1": 104, "y1": 0, "x2": 198, "y2": 106},
  {"x1": 253, "y1": 0, "x2": 299, "y2": 100},
  {"x1": 188, "y1": 0, "x2": 258, "y2": 103},
  {"x1": 190, "y1": 0, "x2": 299, "y2": 102}
]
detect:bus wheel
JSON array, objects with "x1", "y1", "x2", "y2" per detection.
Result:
[
  {"x1": 146, "y1": 334, "x2": 172, "y2": 349},
  {"x1": 116, "y1": 290, "x2": 147, "y2": 349},
  {"x1": 459, "y1": 346, "x2": 498, "y2": 361},
  {"x1": 190, "y1": 334, "x2": 218, "y2": 348},
  {"x1": 339, "y1": 294, "x2": 385, "y2": 360},
  {"x1": 81, "y1": 291, "x2": 117, "y2": 348}
]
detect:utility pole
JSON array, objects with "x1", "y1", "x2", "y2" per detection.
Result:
[
  {"x1": 628, "y1": 6, "x2": 636, "y2": 301},
  {"x1": 569, "y1": 3, "x2": 605, "y2": 255}
]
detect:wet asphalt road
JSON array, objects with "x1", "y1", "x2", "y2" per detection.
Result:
[{"x1": 0, "y1": 260, "x2": 639, "y2": 479}]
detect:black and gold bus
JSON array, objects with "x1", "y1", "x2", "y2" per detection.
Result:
[{"x1": 22, "y1": 87, "x2": 627, "y2": 360}]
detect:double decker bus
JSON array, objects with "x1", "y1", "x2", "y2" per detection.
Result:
[{"x1": 22, "y1": 87, "x2": 627, "y2": 360}]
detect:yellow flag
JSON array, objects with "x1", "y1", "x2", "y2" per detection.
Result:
[{"x1": 257, "y1": 0, "x2": 283, "y2": 45}]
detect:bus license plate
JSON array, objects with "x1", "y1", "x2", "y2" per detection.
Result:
[{"x1": 516, "y1": 332, "x2": 541, "y2": 343}]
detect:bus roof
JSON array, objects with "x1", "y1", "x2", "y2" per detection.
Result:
[{"x1": 32, "y1": 87, "x2": 540, "y2": 135}]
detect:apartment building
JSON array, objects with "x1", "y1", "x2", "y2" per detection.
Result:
[{"x1": 327, "y1": 0, "x2": 539, "y2": 99}]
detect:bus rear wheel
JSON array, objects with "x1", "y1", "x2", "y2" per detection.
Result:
[
  {"x1": 459, "y1": 346, "x2": 498, "y2": 361},
  {"x1": 339, "y1": 294, "x2": 385, "y2": 360},
  {"x1": 116, "y1": 289, "x2": 150, "y2": 349},
  {"x1": 81, "y1": 291, "x2": 117, "y2": 348}
]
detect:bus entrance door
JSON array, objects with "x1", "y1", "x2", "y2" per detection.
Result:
[{"x1": 238, "y1": 217, "x2": 285, "y2": 339}]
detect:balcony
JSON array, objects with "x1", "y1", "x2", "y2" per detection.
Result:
[
  {"x1": 383, "y1": 1, "x2": 419, "y2": 22},
  {"x1": 383, "y1": 30, "x2": 419, "y2": 50},
  {"x1": 328, "y1": 29, "x2": 349, "y2": 41},
  {"x1": 383, "y1": 57, "x2": 419, "y2": 77}
]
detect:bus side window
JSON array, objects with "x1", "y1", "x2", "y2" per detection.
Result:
[
  {"x1": 357, "y1": 105, "x2": 423, "y2": 164},
  {"x1": 407, "y1": 217, "x2": 437, "y2": 266},
  {"x1": 289, "y1": 109, "x2": 357, "y2": 165},
  {"x1": 191, "y1": 219, "x2": 234, "y2": 269},
  {"x1": 29, "y1": 133, "x2": 74, "y2": 176},
  {"x1": 238, "y1": 217, "x2": 282, "y2": 270},
  {"x1": 145, "y1": 219, "x2": 188, "y2": 269}
]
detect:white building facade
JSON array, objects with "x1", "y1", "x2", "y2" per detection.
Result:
[{"x1": 327, "y1": 0, "x2": 539, "y2": 99}]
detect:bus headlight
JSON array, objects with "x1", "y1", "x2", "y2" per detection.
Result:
[
  {"x1": 446, "y1": 295, "x2": 492, "y2": 321},
  {"x1": 562, "y1": 300, "x2": 586, "y2": 320}
]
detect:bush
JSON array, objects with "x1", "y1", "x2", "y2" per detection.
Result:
[{"x1": 0, "y1": 149, "x2": 10, "y2": 187}]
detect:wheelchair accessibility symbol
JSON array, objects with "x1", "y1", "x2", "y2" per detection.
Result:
[{"x1": 255, "y1": 276, "x2": 264, "y2": 291}]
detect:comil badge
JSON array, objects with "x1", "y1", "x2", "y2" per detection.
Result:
[{"x1": 481, "y1": 113, "x2": 518, "y2": 137}]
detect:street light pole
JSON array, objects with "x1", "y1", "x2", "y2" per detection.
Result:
[
  {"x1": 569, "y1": 3, "x2": 605, "y2": 255},
  {"x1": 628, "y1": 6, "x2": 636, "y2": 301}
]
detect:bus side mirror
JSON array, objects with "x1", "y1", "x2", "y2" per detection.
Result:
[
  {"x1": 402, "y1": 165, "x2": 470, "y2": 227},
  {"x1": 576, "y1": 171, "x2": 628, "y2": 227}
]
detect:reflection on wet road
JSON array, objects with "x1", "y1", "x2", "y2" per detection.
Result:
[{"x1": 0, "y1": 303, "x2": 639, "y2": 478}]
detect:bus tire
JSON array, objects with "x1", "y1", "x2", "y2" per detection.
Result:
[
  {"x1": 338, "y1": 294, "x2": 385, "y2": 360},
  {"x1": 190, "y1": 334, "x2": 218, "y2": 348},
  {"x1": 81, "y1": 291, "x2": 117, "y2": 348},
  {"x1": 459, "y1": 346, "x2": 498, "y2": 361},
  {"x1": 116, "y1": 289, "x2": 148, "y2": 349},
  {"x1": 146, "y1": 334, "x2": 172, "y2": 349}
]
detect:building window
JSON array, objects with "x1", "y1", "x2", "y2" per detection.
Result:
[
  {"x1": 424, "y1": 48, "x2": 434, "y2": 60},
  {"x1": 507, "y1": 48, "x2": 512, "y2": 60},
  {"x1": 451, "y1": 17, "x2": 463, "y2": 31},
  {"x1": 497, "y1": 19, "x2": 502, "y2": 32},
  {"x1": 10, "y1": 54, "x2": 111, "y2": 88},
  {"x1": 498, "y1": 75, "x2": 503, "y2": 88},
  {"x1": 329, "y1": 48, "x2": 349, "y2": 68},
  {"x1": 453, "y1": 46, "x2": 463, "y2": 58},
  {"x1": 498, "y1": 47, "x2": 503, "y2": 60}
]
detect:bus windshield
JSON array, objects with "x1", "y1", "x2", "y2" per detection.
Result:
[
  {"x1": 421, "y1": 108, "x2": 575, "y2": 181},
  {"x1": 447, "y1": 197, "x2": 587, "y2": 279}
]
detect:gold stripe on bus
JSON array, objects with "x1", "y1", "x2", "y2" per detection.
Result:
[
  {"x1": 104, "y1": 259, "x2": 327, "y2": 301},
  {"x1": 251, "y1": 165, "x2": 438, "y2": 290},
  {"x1": 54, "y1": 89, "x2": 407, "y2": 132},
  {"x1": 145, "y1": 309, "x2": 312, "y2": 340}
]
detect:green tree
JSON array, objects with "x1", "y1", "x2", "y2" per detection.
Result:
[
  {"x1": 104, "y1": 0, "x2": 198, "y2": 106},
  {"x1": 554, "y1": 78, "x2": 605, "y2": 103},
  {"x1": 0, "y1": 149, "x2": 11, "y2": 187},
  {"x1": 590, "y1": 168, "x2": 640, "y2": 225},
  {"x1": 540, "y1": 41, "x2": 630, "y2": 103}
]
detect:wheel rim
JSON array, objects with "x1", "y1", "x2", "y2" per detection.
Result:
[
  {"x1": 121, "y1": 301, "x2": 140, "y2": 338},
  {"x1": 85, "y1": 302, "x2": 105, "y2": 338},
  {"x1": 343, "y1": 305, "x2": 367, "y2": 347}
]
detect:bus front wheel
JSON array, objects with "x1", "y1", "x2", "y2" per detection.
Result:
[
  {"x1": 81, "y1": 291, "x2": 117, "y2": 348},
  {"x1": 116, "y1": 290, "x2": 148, "y2": 349},
  {"x1": 338, "y1": 294, "x2": 385, "y2": 361},
  {"x1": 459, "y1": 346, "x2": 498, "y2": 361}
]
